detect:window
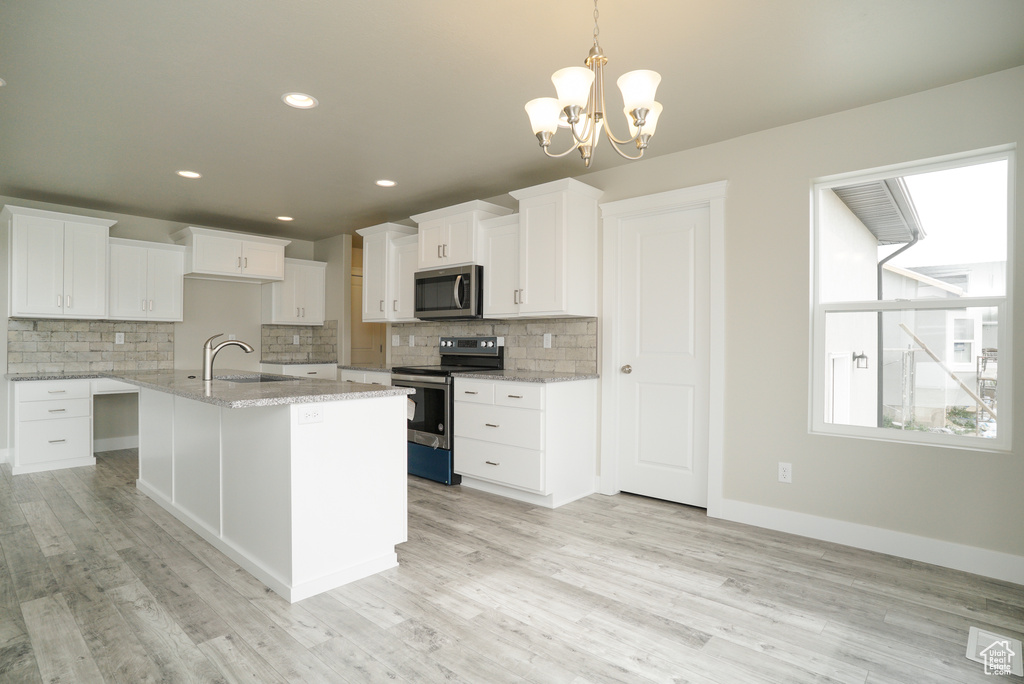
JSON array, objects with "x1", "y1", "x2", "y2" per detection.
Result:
[{"x1": 811, "y1": 148, "x2": 1013, "y2": 449}]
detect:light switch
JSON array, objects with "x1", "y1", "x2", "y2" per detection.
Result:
[{"x1": 409, "y1": 335, "x2": 415, "y2": 346}]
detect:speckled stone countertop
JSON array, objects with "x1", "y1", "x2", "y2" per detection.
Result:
[
  {"x1": 6, "y1": 370, "x2": 412, "y2": 408},
  {"x1": 337, "y1": 364, "x2": 391, "y2": 373},
  {"x1": 450, "y1": 370, "x2": 599, "y2": 383},
  {"x1": 259, "y1": 360, "x2": 339, "y2": 366}
]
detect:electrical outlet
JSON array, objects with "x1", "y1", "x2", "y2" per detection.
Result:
[
  {"x1": 543, "y1": 333, "x2": 552, "y2": 348},
  {"x1": 778, "y1": 462, "x2": 793, "y2": 483},
  {"x1": 298, "y1": 405, "x2": 323, "y2": 424},
  {"x1": 115, "y1": 332, "x2": 124, "y2": 345},
  {"x1": 293, "y1": 335, "x2": 300, "y2": 345},
  {"x1": 392, "y1": 334, "x2": 400, "y2": 347},
  {"x1": 409, "y1": 335, "x2": 415, "y2": 346},
  {"x1": 497, "y1": 336, "x2": 504, "y2": 346}
]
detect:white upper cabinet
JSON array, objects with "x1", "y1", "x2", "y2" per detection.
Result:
[
  {"x1": 390, "y1": 234, "x2": 419, "y2": 322},
  {"x1": 108, "y1": 239, "x2": 185, "y2": 321},
  {"x1": 509, "y1": 178, "x2": 602, "y2": 318},
  {"x1": 480, "y1": 214, "x2": 521, "y2": 318},
  {"x1": 411, "y1": 201, "x2": 512, "y2": 270},
  {"x1": 262, "y1": 258, "x2": 326, "y2": 326},
  {"x1": 172, "y1": 226, "x2": 290, "y2": 282},
  {"x1": 3, "y1": 205, "x2": 115, "y2": 319},
  {"x1": 356, "y1": 223, "x2": 418, "y2": 322}
]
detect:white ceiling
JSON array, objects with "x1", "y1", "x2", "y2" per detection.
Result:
[{"x1": 1, "y1": 0, "x2": 1023, "y2": 242}]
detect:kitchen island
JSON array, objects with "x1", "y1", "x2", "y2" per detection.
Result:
[{"x1": 114, "y1": 369, "x2": 413, "y2": 603}]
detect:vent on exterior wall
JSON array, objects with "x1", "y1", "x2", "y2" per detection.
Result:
[{"x1": 833, "y1": 178, "x2": 924, "y2": 245}]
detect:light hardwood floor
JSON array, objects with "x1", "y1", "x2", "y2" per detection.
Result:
[{"x1": 1, "y1": 450, "x2": 1022, "y2": 683}]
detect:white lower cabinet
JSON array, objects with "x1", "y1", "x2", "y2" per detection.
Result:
[
  {"x1": 339, "y1": 369, "x2": 391, "y2": 385},
  {"x1": 260, "y1": 363, "x2": 337, "y2": 380},
  {"x1": 453, "y1": 377, "x2": 597, "y2": 508},
  {"x1": 13, "y1": 379, "x2": 95, "y2": 475}
]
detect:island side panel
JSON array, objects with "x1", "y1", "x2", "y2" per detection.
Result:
[
  {"x1": 138, "y1": 388, "x2": 174, "y2": 501},
  {"x1": 172, "y1": 396, "x2": 222, "y2": 536},
  {"x1": 220, "y1": 404, "x2": 293, "y2": 588},
  {"x1": 289, "y1": 395, "x2": 408, "y2": 597}
]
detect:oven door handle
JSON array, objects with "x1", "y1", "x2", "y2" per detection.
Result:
[
  {"x1": 453, "y1": 275, "x2": 463, "y2": 309},
  {"x1": 390, "y1": 374, "x2": 451, "y2": 388}
]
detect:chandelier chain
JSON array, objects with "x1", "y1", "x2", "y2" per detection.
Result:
[{"x1": 593, "y1": 0, "x2": 600, "y2": 45}]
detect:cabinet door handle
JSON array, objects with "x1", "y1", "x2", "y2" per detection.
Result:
[
  {"x1": 296, "y1": 307, "x2": 300, "y2": 317},
  {"x1": 57, "y1": 295, "x2": 62, "y2": 307},
  {"x1": 47, "y1": 390, "x2": 66, "y2": 394},
  {"x1": 48, "y1": 409, "x2": 67, "y2": 413},
  {"x1": 485, "y1": 461, "x2": 500, "y2": 466},
  {"x1": 464, "y1": 391, "x2": 478, "y2": 395},
  {"x1": 244, "y1": 257, "x2": 248, "y2": 268},
  {"x1": 237, "y1": 256, "x2": 242, "y2": 268},
  {"x1": 307, "y1": 371, "x2": 316, "y2": 375},
  {"x1": 149, "y1": 299, "x2": 154, "y2": 311},
  {"x1": 485, "y1": 423, "x2": 500, "y2": 428},
  {"x1": 48, "y1": 439, "x2": 67, "y2": 444},
  {"x1": 66, "y1": 294, "x2": 72, "y2": 308},
  {"x1": 518, "y1": 288, "x2": 525, "y2": 303},
  {"x1": 507, "y1": 394, "x2": 523, "y2": 399},
  {"x1": 514, "y1": 290, "x2": 519, "y2": 305},
  {"x1": 142, "y1": 299, "x2": 147, "y2": 311},
  {"x1": 379, "y1": 299, "x2": 384, "y2": 311},
  {"x1": 393, "y1": 300, "x2": 398, "y2": 311},
  {"x1": 437, "y1": 245, "x2": 443, "y2": 259},
  {"x1": 443, "y1": 244, "x2": 448, "y2": 258},
  {"x1": 301, "y1": 307, "x2": 305, "y2": 317}
]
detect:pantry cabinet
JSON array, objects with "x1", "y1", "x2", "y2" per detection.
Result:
[
  {"x1": 108, "y1": 239, "x2": 185, "y2": 321},
  {"x1": 453, "y1": 377, "x2": 597, "y2": 508},
  {"x1": 262, "y1": 258, "x2": 326, "y2": 325},
  {"x1": 411, "y1": 200, "x2": 512, "y2": 270},
  {"x1": 3, "y1": 205, "x2": 115, "y2": 319},
  {"x1": 356, "y1": 223, "x2": 417, "y2": 323},
  {"x1": 172, "y1": 226, "x2": 290, "y2": 282}
]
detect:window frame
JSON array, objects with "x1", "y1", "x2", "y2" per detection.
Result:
[{"x1": 810, "y1": 146, "x2": 1015, "y2": 452}]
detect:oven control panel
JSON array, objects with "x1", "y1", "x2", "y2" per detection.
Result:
[{"x1": 439, "y1": 336, "x2": 501, "y2": 355}]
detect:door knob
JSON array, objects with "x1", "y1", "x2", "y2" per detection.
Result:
[{"x1": 621, "y1": 364, "x2": 632, "y2": 374}]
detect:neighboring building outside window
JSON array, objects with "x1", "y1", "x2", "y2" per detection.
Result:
[{"x1": 811, "y1": 148, "x2": 1013, "y2": 450}]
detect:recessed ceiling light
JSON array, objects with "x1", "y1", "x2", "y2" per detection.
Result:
[
  {"x1": 375, "y1": 179, "x2": 397, "y2": 188},
  {"x1": 282, "y1": 92, "x2": 318, "y2": 109},
  {"x1": 277, "y1": 216, "x2": 294, "y2": 222},
  {"x1": 176, "y1": 170, "x2": 202, "y2": 179}
]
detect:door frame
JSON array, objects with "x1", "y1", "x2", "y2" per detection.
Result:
[{"x1": 599, "y1": 181, "x2": 727, "y2": 517}]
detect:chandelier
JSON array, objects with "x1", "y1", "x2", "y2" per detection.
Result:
[{"x1": 525, "y1": 0, "x2": 662, "y2": 167}]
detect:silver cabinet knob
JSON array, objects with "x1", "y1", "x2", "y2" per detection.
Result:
[{"x1": 621, "y1": 364, "x2": 632, "y2": 374}]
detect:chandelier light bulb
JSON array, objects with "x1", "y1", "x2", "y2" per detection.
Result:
[
  {"x1": 617, "y1": 70, "x2": 662, "y2": 113},
  {"x1": 627, "y1": 101, "x2": 663, "y2": 137},
  {"x1": 551, "y1": 67, "x2": 595, "y2": 109},
  {"x1": 525, "y1": 98, "x2": 562, "y2": 135}
]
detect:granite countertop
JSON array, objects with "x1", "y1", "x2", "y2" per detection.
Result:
[
  {"x1": 6, "y1": 369, "x2": 412, "y2": 408},
  {"x1": 260, "y1": 360, "x2": 339, "y2": 366},
  {"x1": 337, "y1": 364, "x2": 391, "y2": 373},
  {"x1": 450, "y1": 369, "x2": 599, "y2": 383}
]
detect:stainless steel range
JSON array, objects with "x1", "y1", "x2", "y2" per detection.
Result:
[{"x1": 390, "y1": 336, "x2": 503, "y2": 485}]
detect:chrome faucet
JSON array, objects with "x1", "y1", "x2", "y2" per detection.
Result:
[{"x1": 202, "y1": 333, "x2": 255, "y2": 381}]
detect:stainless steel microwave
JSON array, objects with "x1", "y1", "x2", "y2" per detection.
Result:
[{"x1": 414, "y1": 264, "x2": 483, "y2": 320}]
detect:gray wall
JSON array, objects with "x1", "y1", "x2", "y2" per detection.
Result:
[{"x1": 578, "y1": 65, "x2": 1024, "y2": 557}]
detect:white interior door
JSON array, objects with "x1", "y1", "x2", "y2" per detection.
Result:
[{"x1": 611, "y1": 203, "x2": 711, "y2": 506}]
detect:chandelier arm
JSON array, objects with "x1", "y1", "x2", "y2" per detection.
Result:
[
  {"x1": 605, "y1": 139, "x2": 646, "y2": 161},
  {"x1": 596, "y1": 74, "x2": 643, "y2": 146},
  {"x1": 542, "y1": 140, "x2": 583, "y2": 159}
]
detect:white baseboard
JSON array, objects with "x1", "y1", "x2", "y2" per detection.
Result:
[
  {"x1": 0, "y1": 448, "x2": 9, "y2": 466},
  {"x1": 93, "y1": 436, "x2": 139, "y2": 453},
  {"x1": 716, "y1": 498, "x2": 1024, "y2": 585}
]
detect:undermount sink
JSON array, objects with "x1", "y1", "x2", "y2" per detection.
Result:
[{"x1": 216, "y1": 374, "x2": 296, "y2": 384}]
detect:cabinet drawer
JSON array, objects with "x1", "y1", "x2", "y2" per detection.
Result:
[
  {"x1": 493, "y1": 383, "x2": 544, "y2": 410},
  {"x1": 17, "y1": 417, "x2": 91, "y2": 466},
  {"x1": 17, "y1": 380, "x2": 90, "y2": 402},
  {"x1": 19, "y1": 398, "x2": 90, "y2": 422},
  {"x1": 264, "y1": 363, "x2": 337, "y2": 380},
  {"x1": 362, "y1": 371, "x2": 391, "y2": 386},
  {"x1": 455, "y1": 438, "x2": 544, "y2": 492},
  {"x1": 455, "y1": 380, "x2": 494, "y2": 404},
  {"x1": 454, "y1": 403, "x2": 542, "y2": 450}
]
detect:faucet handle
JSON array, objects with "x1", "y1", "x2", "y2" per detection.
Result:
[{"x1": 203, "y1": 333, "x2": 224, "y2": 349}]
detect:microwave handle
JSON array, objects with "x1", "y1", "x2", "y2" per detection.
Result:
[{"x1": 453, "y1": 275, "x2": 463, "y2": 309}]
